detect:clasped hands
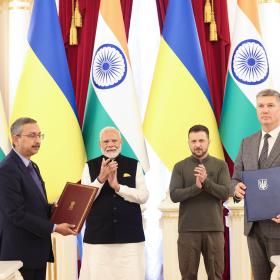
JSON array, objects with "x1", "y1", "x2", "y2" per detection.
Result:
[
  {"x1": 194, "y1": 164, "x2": 207, "y2": 189},
  {"x1": 98, "y1": 158, "x2": 120, "y2": 192}
]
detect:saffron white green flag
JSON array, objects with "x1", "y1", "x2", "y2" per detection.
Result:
[
  {"x1": 220, "y1": 0, "x2": 271, "y2": 161},
  {"x1": 259, "y1": 1, "x2": 280, "y2": 92},
  {"x1": 83, "y1": 0, "x2": 149, "y2": 171},
  {"x1": 0, "y1": 92, "x2": 10, "y2": 160}
]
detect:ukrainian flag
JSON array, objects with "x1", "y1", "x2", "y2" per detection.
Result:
[
  {"x1": 0, "y1": 92, "x2": 10, "y2": 160},
  {"x1": 11, "y1": 0, "x2": 86, "y2": 201},
  {"x1": 144, "y1": 0, "x2": 223, "y2": 171}
]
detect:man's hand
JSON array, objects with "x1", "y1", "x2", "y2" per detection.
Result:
[
  {"x1": 54, "y1": 223, "x2": 77, "y2": 236},
  {"x1": 234, "y1": 182, "x2": 246, "y2": 199},
  {"x1": 98, "y1": 158, "x2": 118, "y2": 183},
  {"x1": 194, "y1": 164, "x2": 207, "y2": 188},
  {"x1": 272, "y1": 214, "x2": 280, "y2": 224},
  {"x1": 108, "y1": 164, "x2": 120, "y2": 192},
  {"x1": 195, "y1": 176, "x2": 203, "y2": 189}
]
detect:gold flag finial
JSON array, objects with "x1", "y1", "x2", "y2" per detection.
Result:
[
  {"x1": 209, "y1": 0, "x2": 218, "y2": 41},
  {"x1": 69, "y1": 0, "x2": 78, "y2": 45},
  {"x1": 204, "y1": 0, "x2": 212, "y2": 23},
  {"x1": 74, "y1": 0, "x2": 82, "y2": 28}
]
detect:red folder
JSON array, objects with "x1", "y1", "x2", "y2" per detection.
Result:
[{"x1": 51, "y1": 182, "x2": 98, "y2": 233}]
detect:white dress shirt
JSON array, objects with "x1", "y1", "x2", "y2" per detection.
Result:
[
  {"x1": 259, "y1": 126, "x2": 280, "y2": 158},
  {"x1": 81, "y1": 161, "x2": 149, "y2": 204}
]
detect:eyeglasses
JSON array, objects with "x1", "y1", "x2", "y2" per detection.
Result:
[{"x1": 18, "y1": 133, "x2": 44, "y2": 140}]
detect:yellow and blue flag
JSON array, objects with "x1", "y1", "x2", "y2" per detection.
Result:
[
  {"x1": 0, "y1": 92, "x2": 10, "y2": 161},
  {"x1": 11, "y1": 0, "x2": 86, "y2": 201},
  {"x1": 144, "y1": 0, "x2": 223, "y2": 171}
]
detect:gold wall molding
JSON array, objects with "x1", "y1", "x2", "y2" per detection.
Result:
[
  {"x1": 8, "y1": 0, "x2": 32, "y2": 3},
  {"x1": 8, "y1": 0, "x2": 32, "y2": 11},
  {"x1": 259, "y1": 0, "x2": 280, "y2": 3}
]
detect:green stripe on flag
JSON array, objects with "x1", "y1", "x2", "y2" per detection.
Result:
[
  {"x1": 0, "y1": 148, "x2": 5, "y2": 161},
  {"x1": 83, "y1": 84, "x2": 137, "y2": 161},
  {"x1": 220, "y1": 75, "x2": 260, "y2": 161}
]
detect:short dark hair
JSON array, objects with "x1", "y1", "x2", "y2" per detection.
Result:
[
  {"x1": 257, "y1": 89, "x2": 280, "y2": 103},
  {"x1": 10, "y1": 117, "x2": 37, "y2": 136},
  {"x1": 188, "y1": 125, "x2": 209, "y2": 138}
]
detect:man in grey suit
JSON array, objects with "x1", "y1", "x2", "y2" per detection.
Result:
[{"x1": 233, "y1": 89, "x2": 280, "y2": 280}]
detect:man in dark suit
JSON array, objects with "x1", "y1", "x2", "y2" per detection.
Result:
[
  {"x1": 0, "y1": 117, "x2": 77, "y2": 280},
  {"x1": 233, "y1": 89, "x2": 280, "y2": 280}
]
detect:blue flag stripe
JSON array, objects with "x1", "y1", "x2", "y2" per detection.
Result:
[
  {"x1": 28, "y1": 0, "x2": 78, "y2": 116},
  {"x1": 162, "y1": 0, "x2": 212, "y2": 106}
]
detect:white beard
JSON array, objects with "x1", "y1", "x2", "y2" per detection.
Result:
[{"x1": 101, "y1": 147, "x2": 121, "y2": 159}]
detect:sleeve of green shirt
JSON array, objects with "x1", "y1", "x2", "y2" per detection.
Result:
[
  {"x1": 169, "y1": 162, "x2": 202, "y2": 203},
  {"x1": 203, "y1": 161, "x2": 231, "y2": 201}
]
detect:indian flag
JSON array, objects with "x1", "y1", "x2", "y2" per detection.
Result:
[
  {"x1": 83, "y1": 0, "x2": 149, "y2": 171},
  {"x1": 220, "y1": 0, "x2": 271, "y2": 161},
  {"x1": 0, "y1": 93, "x2": 10, "y2": 160},
  {"x1": 259, "y1": 1, "x2": 280, "y2": 92}
]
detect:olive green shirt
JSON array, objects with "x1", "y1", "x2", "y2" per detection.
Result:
[{"x1": 169, "y1": 155, "x2": 230, "y2": 232}]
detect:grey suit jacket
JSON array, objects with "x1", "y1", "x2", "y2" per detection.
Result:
[{"x1": 232, "y1": 130, "x2": 280, "y2": 237}]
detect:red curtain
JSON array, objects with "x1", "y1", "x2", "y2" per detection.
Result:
[
  {"x1": 59, "y1": 0, "x2": 133, "y2": 125},
  {"x1": 191, "y1": 0, "x2": 230, "y2": 123},
  {"x1": 155, "y1": 0, "x2": 168, "y2": 33}
]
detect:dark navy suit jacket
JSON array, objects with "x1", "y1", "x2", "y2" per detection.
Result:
[{"x1": 0, "y1": 150, "x2": 54, "y2": 269}]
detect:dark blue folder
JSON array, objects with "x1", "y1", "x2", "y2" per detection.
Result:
[{"x1": 242, "y1": 166, "x2": 280, "y2": 222}]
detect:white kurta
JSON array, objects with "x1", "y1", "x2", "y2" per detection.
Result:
[
  {"x1": 79, "y1": 242, "x2": 145, "y2": 280},
  {"x1": 79, "y1": 161, "x2": 148, "y2": 280}
]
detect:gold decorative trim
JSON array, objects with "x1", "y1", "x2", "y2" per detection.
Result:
[
  {"x1": 8, "y1": 6, "x2": 30, "y2": 10},
  {"x1": 47, "y1": 261, "x2": 52, "y2": 279},
  {"x1": 8, "y1": 0, "x2": 32, "y2": 10},
  {"x1": 52, "y1": 235, "x2": 58, "y2": 280},
  {"x1": 8, "y1": 0, "x2": 32, "y2": 3},
  {"x1": 259, "y1": 0, "x2": 280, "y2": 3}
]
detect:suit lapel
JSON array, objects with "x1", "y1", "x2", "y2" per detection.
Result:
[
  {"x1": 24, "y1": 165, "x2": 48, "y2": 204},
  {"x1": 11, "y1": 151, "x2": 48, "y2": 204},
  {"x1": 265, "y1": 131, "x2": 280, "y2": 168},
  {"x1": 31, "y1": 161, "x2": 48, "y2": 199}
]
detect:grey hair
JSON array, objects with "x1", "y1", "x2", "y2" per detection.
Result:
[
  {"x1": 99, "y1": 126, "x2": 121, "y2": 141},
  {"x1": 10, "y1": 117, "x2": 37, "y2": 136},
  {"x1": 257, "y1": 89, "x2": 280, "y2": 103}
]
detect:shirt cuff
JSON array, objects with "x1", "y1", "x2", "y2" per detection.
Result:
[
  {"x1": 117, "y1": 184, "x2": 125, "y2": 194},
  {"x1": 233, "y1": 194, "x2": 241, "y2": 202},
  {"x1": 91, "y1": 178, "x2": 104, "y2": 188}
]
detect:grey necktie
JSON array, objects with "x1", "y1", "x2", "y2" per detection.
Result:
[
  {"x1": 27, "y1": 163, "x2": 46, "y2": 198},
  {"x1": 258, "y1": 133, "x2": 271, "y2": 168}
]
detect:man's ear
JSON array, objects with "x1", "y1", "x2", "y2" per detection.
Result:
[{"x1": 11, "y1": 135, "x2": 18, "y2": 147}]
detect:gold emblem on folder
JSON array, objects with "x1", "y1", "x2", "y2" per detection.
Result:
[{"x1": 68, "y1": 201, "x2": 76, "y2": 211}]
